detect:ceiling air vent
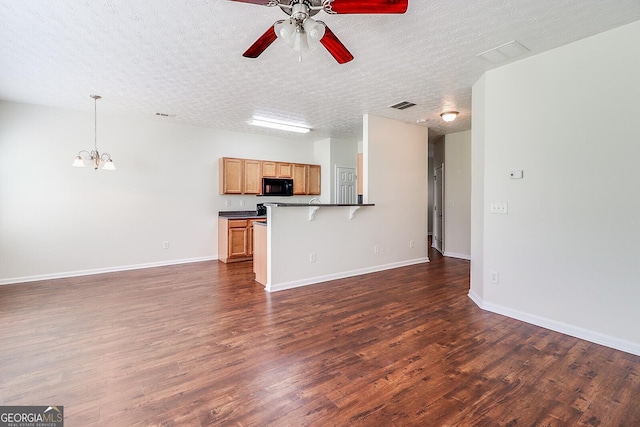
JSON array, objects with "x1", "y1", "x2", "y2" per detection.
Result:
[
  {"x1": 477, "y1": 40, "x2": 529, "y2": 64},
  {"x1": 389, "y1": 101, "x2": 416, "y2": 110}
]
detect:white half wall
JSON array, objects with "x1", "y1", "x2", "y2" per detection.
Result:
[
  {"x1": 0, "y1": 101, "x2": 318, "y2": 284},
  {"x1": 471, "y1": 21, "x2": 640, "y2": 355},
  {"x1": 265, "y1": 114, "x2": 429, "y2": 291}
]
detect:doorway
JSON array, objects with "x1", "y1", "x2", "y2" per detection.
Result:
[
  {"x1": 335, "y1": 167, "x2": 357, "y2": 204},
  {"x1": 433, "y1": 164, "x2": 444, "y2": 253}
]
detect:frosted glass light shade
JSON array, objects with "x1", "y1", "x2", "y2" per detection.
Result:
[
  {"x1": 440, "y1": 111, "x2": 459, "y2": 122},
  {"x1": 72, "y1": 156, "x2": 86, "y2": 167},
  {"x1": 102, "y1": 159, "x2": 116, "y2": 170}
]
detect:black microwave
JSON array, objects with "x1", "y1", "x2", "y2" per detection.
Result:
[{"x1": 262, "y1": 178, "x2": 293, "y2": 196}]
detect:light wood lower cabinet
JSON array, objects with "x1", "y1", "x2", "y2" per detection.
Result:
[
  {"x1": 218, "y1": 217, "x2": 260, "y2": 263},
  {"x1": 253, "y1": 222, "x2": 267, "y2": 285}
]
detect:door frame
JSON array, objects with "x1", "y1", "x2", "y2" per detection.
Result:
[{"x1": 433, "y1": 163, "x2": 444, "y2": 254}]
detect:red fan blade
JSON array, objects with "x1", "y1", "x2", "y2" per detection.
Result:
[
  {"x1": 228, "y1": 0, "x2": 274, "y2": 5},
  {"x1": 319, "y1": 24, "x2": 354, "y2": 64},
  {"x1": 329, "y1": 0, "x2": 408, "y2": 14},
  {"x1": 243, "y1": 23, "x2": 279, "y2": 58}
]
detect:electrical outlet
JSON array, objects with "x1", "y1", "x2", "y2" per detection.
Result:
[
  {"x1": 409, "y1": 240, "x2": 415, "y2": 248},
  {"x1": 490, "y1": 202, "x2": 509, "y2": 214},
  {"x1": 239, "y1": 200, "x2": 245, "y2": 207},
  {"x1": 490, "y1": 271, "x2": 499, "y2": 284},
  {"x1": 309, "y1": 252, "x2": 316, "y2": 263},
  {"x1": 225, "y1": 200, "x2": 231, "y2": 207},
  {"x1": 374, "y1": 245, "x2": 380, "y2": 254},
  {"x1": 163, "y1": 241, "x2": 169, "y2": 249}
]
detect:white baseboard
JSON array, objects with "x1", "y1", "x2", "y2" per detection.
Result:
[
  {"x1": 468, "y1": 291, "x2": 640, "y2": 357},
  {"x1": 0, "y1": 256, "x2": 218, "y2": 286},
  {"x1": 266, "y1": 257, "x2": 430, "y2": 292},
  {"x1": 443, "y1": 251, "x2": 471, "y2": 260}
]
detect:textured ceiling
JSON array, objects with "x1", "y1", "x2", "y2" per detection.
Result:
[{"x1": 1, "y1": 1, "x2": 640, "y2": 143}]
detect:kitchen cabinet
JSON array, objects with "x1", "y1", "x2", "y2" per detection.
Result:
[
  {"x1": 308, "y1": 164, "x2": 321, "y2": 195},
  {"x1": 220, "y1": 157, "x2": 320, "y2": 195},
  {"x1": 277, "y1": 162, "x2": 292, "y2": 178},
  {"x1": 292, "y1": 163, "x2": 321, "y2": 195},
  {"x1": 292, "y1": 163, "x2": 307, "y2": 195},
  {"x1": 262, "y1": 161, "x2": 277, "y2": 177},
  {"x1": 218, "y1": 217, "x2": 260, "y2": 263},
  {"x1": 219, "y1": 157, "x2": 243, "y2": 194},
  {"x1": 220, "y1": 157, "x2": 262, "y2": 195},
  {"x1": 244, "y1": 159, "x2": 262, "y2": 194},
  {"x1": 253, "y1": 222, "x2": 267, "y2": 285}
]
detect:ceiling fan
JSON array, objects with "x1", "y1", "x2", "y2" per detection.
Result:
[{"x1": 230, "y1": 0, "x2": 408, "y2": 64}]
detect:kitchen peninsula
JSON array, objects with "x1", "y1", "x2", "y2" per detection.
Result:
[{"x1": 253, "y1": 202, "x2": 375, "y2": 290}]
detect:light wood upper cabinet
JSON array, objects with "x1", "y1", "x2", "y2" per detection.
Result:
[
  {"x1": 262, "y1": 161, "x2": 277, "y2": 177},
  {"x1": 220, "y1": 157, "x2": 321, "y2": 195},
  {"x1": 277, "y1": 162, "x2": 292, "y2": 178},
  {"x1": 308, "y1": 164, "x2": 321, "y2": 195},
  {"x1": 244, "y1": 160, "x2": 262, "y2": 194},
  {"x1": 220, "y1": 157, "x2": 243, "y2": 194},
  {"x1": 292, "y1": 163, "x2": 321, "y2": 195},
  {"x1": 292, "y1": 163, "x2": 307, "y2": 195}
]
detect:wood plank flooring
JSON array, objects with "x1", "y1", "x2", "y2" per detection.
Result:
[{"x1": 1, "y1": 248, "x2": 639, "y2": 426}]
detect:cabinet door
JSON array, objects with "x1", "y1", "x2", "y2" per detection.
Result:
[
  {"x1": 308, "y1": 164, "x2": 321, "y2": 195},
  {"x1": 247, "y1": 220, "x2": 255, "y2": 256},
  {"x1": 220, "y1": 158, "x2": 243, "y2": 194},
  {"x1": 262, "y1": 161, "x2": 277, "y2": 177},
  {"x1": 277, "y1": 162, "x2": 292, "y2": 178},
  {"x1": 292, "y1": 163, "x2": 307, "y2": 195},
  {"x1": 228, "y1": 219, "x2": 249, "y2": 258},
  {"x1": 244, "y1": 160, "x2": 262, "y2": 194}
]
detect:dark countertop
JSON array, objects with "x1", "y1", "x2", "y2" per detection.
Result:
[
  {"x1": 218, "y1": 210, "x2": 266, "y2": 219},
  {"x1": 264, "y1": 203, "x2": 375, "y2": 207}
]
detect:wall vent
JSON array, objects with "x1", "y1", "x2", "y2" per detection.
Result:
[{"x1": 389, "y1": 101, "x2": 416, "y2": 110}]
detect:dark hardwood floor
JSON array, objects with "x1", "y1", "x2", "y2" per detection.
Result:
[{"x1": 1, "y1": 247, "x2": 639, "y2": 426}]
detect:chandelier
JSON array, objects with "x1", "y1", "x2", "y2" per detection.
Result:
[{"x1": 72, "y1": 95, "x2": 116, "y2": 170}]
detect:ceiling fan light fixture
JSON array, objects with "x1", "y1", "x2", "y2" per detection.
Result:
[
  {"x1": 440, "y1": 111, "x2": 459, "y2": 122},
  {"x1": 303, "y1": 18, "x2": 325, "y2": 42},
  {"x1": 249, "y1": 117, "x2": 311, "y2": 134},
  {"x1": 275, "y1": 19, "x2": 296, "y2": 44}
]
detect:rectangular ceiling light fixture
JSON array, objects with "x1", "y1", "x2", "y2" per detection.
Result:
[
  {"x1": 249, "y1": 117, "x2": 311, "y2": 133},
  {"x1": 477, "y1": 40, "x2": 530, "y2": 64}
]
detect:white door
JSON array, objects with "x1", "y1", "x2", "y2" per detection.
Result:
[
  {"x1": 336, "y1": 167, "x2": 357, "y2": 204},
  {"x1": 433, "y1": 164, "x2": 444, "y2": 253}
]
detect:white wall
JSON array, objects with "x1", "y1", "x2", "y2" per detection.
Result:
[
  {"x1": 266, "y1": 114, "x2": 429, "y2": 291},
  {"x1": 470, "y1": 21, "x2": 640, "y2": 355},
  {"x1": 0, "y1": 101, "x2": 317, "y2": 283},
  {"x1": 444, "y1": 130, "x2": 471, "y2": 259}
]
